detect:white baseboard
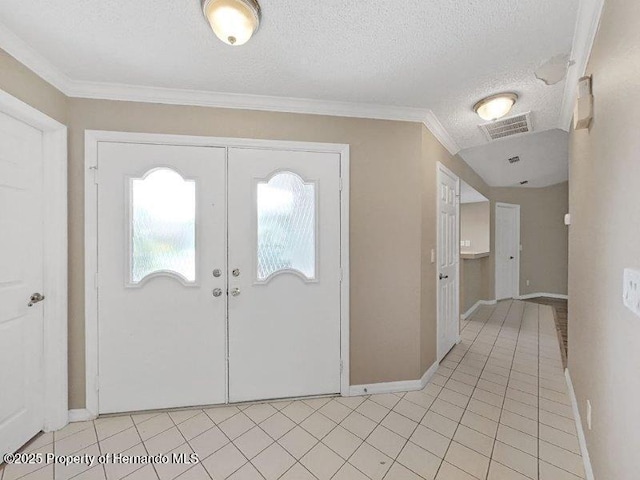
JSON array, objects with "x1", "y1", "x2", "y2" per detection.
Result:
[
  {"x1": 517, "y1": 292, "x2": 568, "y2": 300},
  {"x1": 348, "y1": 360, "x2": 439, "y2": 397},
  {"x1": 68, "y1": 409, "x2": 96, "y2": 423},
  {"x1": 461, "y1": 299, "x2": 497, "y2": 320},
  {"x1": 565, "y1": 369, "x2": 595, "y2": 480}
]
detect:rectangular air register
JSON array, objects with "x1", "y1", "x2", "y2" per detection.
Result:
[{"x1": 479, "y1": 112, "x2": 532, "y2": 141}]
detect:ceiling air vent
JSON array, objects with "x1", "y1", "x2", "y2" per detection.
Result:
[
  {"x1": 508, "y1": 156, "x2": 520, "y2": 164},
  {"x1": 479, "y1": 112, "x2": 532, "y2": 141}
]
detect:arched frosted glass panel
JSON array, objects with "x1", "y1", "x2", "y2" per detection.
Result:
[
  {"x1": 130, "y1": 168, "x2": 196, "y2": 284},
  {"x1": 257, "y1": 172, "x2": 316, "y2": 281}
]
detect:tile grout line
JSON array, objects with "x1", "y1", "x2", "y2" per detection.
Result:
[
  {"x1": 166, "y1": 409, "x2": 216, "y2": 480},
  {"x1": 487, "y1": 301, "x2": 532, "y2": 479},
  {"x1": 432, "y1": 300, "x2": 510, "y2": 479},
  {"x1": 538, "y1": 303, "x2": 541, "y2": 480},
  {"x1": 43, "y1": 300, "x2": 579, "y2": 480}
]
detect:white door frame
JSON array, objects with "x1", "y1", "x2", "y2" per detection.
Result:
[
  {"x1": 84, "y1": 130, "x2": 350, "y2": 417},
  {"x1": 495, "y1": 202, "x2": 521, "y2": 299},
  {"x1": 436, "y1": 162, "x2": 460, "y2": 360},
  {"x1": 0, "y1": 89, "x2": 68, "y2": 431}
]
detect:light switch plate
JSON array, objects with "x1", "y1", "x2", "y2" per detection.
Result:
[{"x1": 623, "y1": 268, "x2": 640, "y2": 317}]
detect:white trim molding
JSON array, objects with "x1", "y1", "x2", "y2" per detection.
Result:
[
  {"x1": 348, "y1": 361, "x2": 439, "y2": 397},
  {"x1": 461, "y1": 299, "x2": 497, "y2": 320},
  {"x1": 0, "y1": 21, "x2": 459, "y2": 156},
  {"x1": 0, "y1": 88, "x2": 68, "y2": 432},
  {"x1": 565, "y1": 369, "x2": 595, "y2": 480},
  {"x1": 516, "y1": 292, "x2": 568, "y2": 300},
  {"x1": 84, "y1": 130, "x2": 350, "y2": 415},
  {"x1": 68, "y1": 409, "x2": 96, "y2": 423},
  {"x1": 0, "y1": 20, "x2": 74, "y2": 93},
  {"x1": 423, "y1": 111, "x2": 461, "y2": 155},
  {"x1": 559, "y1": 0, "x2": 605, "y2": 130}
]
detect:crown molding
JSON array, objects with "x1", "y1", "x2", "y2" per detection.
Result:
[
  {"x1": 0, "y1": 21, "x2": 460, "y2": 155},
  {"x1": 559, "y1": 0, "x2": 604, "y2": 131},
  {"x1": 423, "y1": 110, "x2": 461, "y2": 155},
  {"x1": 67, "y1": 79, "x2": 428, "y2": 121},
  {"x1": 0, "y1": 20, "x2": 74, "y2": 92}
]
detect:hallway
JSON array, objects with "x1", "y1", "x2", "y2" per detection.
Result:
[{"x1": 1, "y1": 300, "x2": 583, "y2": 480}]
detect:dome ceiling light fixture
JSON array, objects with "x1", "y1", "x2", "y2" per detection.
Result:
[
  {"x1": 202, "y1": 0, "x2": 261, "y2": 46},
  {"x1": 473, "y1": 93, "x2": 519, "y2": 122}
]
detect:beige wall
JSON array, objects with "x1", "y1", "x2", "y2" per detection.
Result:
[
  {"x1": 459, "y1": 202, "x2": 491, "y2": 313},
  {"x1": 461, "y1": 202, "x2": 490, "y2": 253},
  {"x1": 0, "y1": 49, "x2": 67, "y2": 124},
  {"x1": 1, "y1": 48, "x2": 441, "y2": 408},
  {"x1": 460, "y1": 257, "x2": 492, "y2": 313},
  {"x1": 491, "y1": 182, "x2": 569, "y2": 296},
  {"x1": 1, "y1": 45, "x2": 569, "y2": 415},
  {"x1": 67, "y1": 101, "x2": 429, "y2": 406},
  {"x1": 568, "y1": 0, "x2": 640, "y2": 477}
]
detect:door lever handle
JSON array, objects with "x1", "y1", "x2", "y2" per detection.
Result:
[
  {"x1": 230, "y1": 288, "x2": 241, "y2": 297},
  {"x1": 28, "y1": 293, "x2": 45, "y2": 307},
  {"x1": 439, "y1": 273, "x2": 449, "y2": 280}
]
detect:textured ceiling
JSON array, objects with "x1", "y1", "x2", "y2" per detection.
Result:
[
  {"x1": 0, "y1": 0, "x2": 579, "y2": 152},
  {"x1": 459, "y1": 129, "x2": 569, "y2": 188}
]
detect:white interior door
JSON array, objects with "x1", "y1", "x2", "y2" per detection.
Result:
[
  {"x1": 97, "y1": 143, "x2": 227, "y2": 413},
  {"x1": 437, "y1": 164, "x2": 460, "y2": 361},
  {"x1": 495, "y1": 203, "x2": 520, "y2": 300},
  {"x1": 227, "y1": 148, "x2": 342, "y2": 402},
  {"x1": 0, "y1": 112, "x2": 45, "y2": 454}
]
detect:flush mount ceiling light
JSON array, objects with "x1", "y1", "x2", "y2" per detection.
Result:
[
  {"x1": 473, "y1": 93, "x2": 518, "y2": 121},
  {"x1": 202, "y1": 0, "x2": 261, "y2": 46}
]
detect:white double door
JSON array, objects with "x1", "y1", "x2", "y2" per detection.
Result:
[{"x1": 97, "y1": 142, "x2": 341, "y2": 413}]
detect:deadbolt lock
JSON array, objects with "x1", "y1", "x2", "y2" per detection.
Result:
[
  {"x1": 232, "y1": 269, "x2": 240, "y2": 277},
  {"x1": 212, "y1": 288, "x2": 223, "y2": 297},
  {"x1": 212, "y1": 269, "x2": 222, "y2": 278}
]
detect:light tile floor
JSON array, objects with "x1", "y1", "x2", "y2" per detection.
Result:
[{"x1": 1, "y1": 300, "x2": 584, "y2": 480}]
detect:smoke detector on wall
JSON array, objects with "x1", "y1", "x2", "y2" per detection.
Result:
[{"x1": 479, "y1": 112, "x2": 533, "y2": 142}]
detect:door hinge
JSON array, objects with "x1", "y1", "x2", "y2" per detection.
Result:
[
  {"x1": 94, "y1": 272, "x2": 99, "y2": 290},
  {"x1": 95, "y1": 375, "x2": 100, "y2": 392},
  {"x1": 339, "y1": 268, "x2": 343, "y2": 282},
  {"x1": 90, "y1": 166, "x2": 99, "y2": 184},
  {"x1": 339, "y1": 178, "x2": 343, "y2": 191},
  {"x1": 340, "y1": 360, "x2": 343, "y2": 373}
]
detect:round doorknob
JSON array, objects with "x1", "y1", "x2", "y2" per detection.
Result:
[
  {"x1": 212, "y1": 288, "x2": 222, "y2": 297},
  {"x1": 231, "y1": 288, "x2": 241, "y2": 297}
]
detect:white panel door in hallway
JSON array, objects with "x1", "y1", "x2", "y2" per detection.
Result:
[
  {"x1": 495, "y1": 203, "x2": 520, "y2": 300},
  {"x1": 97, "y1": 143, "x2": 227, "y2": 413},
  {"x1": 227, "y1": 148, "x2": 342, "y2": 402},
  {"x1": 437, "y1": 163, "x2": 460, "y2": 361},
  {"x1": 0, "y1": 112, "x2": 45, "y2": 455}
]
